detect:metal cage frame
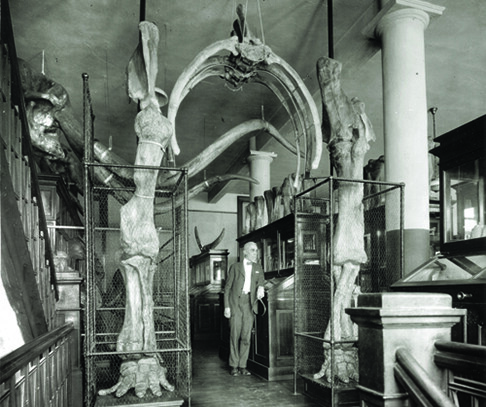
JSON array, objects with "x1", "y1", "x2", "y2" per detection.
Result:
[
  {"x1": 293, "y1": 176, "x2": 404, "y2": 406},
  {"x1": 81, "y1": 74, "x2": 190, "y2": 407}
]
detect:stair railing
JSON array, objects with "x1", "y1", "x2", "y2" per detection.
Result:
[
  {"x1": 394, "y1": 346, "x2": 456, "y2": 407},
  {"x1": 0, "y1": 323, "x2": 75, "y2": 407},
  {"x1": 394, "y1": 341, "x2": 486, "y2": 407},
  {"x1": 434, "y1": 340, "x2": 486, "y2": 406}
]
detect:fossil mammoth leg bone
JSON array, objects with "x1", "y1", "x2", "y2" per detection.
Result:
[
  {"x1": 312, "y1": 56, "x2": 374, "y2": 384},
  {"x1": 100, "y1": 21, "x2": 174, "y2": 399}
]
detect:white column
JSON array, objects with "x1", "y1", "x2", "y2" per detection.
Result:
[
  {"x1": 247, "y1": 150, "x2": 276, "y2": 200},
  {"x1": 379, "y1": 8, "x2": 430, "y2": 227},
  {"x1": 370, "y1": 1, "x2": 443, "y2": 274}
]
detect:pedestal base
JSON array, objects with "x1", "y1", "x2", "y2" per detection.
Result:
[
  {"x1": 247, "y1": 357, "x2": 293, "y2": 381},
  {"x1": 301, "y1": 374, "x2": 359, "y2": 407},
  {"x1": 94, "y1": 393, "x2": 184, "y2": 407},
  {"x1": 356, "y1": 384, "x2": 408, "y2": 407}
]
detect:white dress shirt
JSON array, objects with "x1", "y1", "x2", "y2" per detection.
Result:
[{"x1": 242, "y1": 259, "x2": 252, "y2": 293}]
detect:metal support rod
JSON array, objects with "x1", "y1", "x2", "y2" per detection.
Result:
[
  {"x1": 327, "y1": 0, "x2": 334, "y2": 176},
  {"x1": 139, "y1": 0, "x2": 146, "y2": 22},
  {"x1": 327, "y1": 0, "x2": 334, "y2": 59},
  {"x1": 429, "y1": 107, "x2": 438, "y2": 140}
]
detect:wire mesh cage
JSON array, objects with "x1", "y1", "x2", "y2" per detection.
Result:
[
  {"x1": 293, "y1": 177, "x2": 403, "y2": 406},
  {"x1": 83, "y1": 162, "x2": 190, "y2": 407}
]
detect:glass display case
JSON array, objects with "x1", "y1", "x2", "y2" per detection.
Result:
[
  {"x1": 444, "y1": 158, "x2": 484, "y2": 244},
  {"x1": 431, "y1": 114, "x2": 486, "y2": 255},
  {"x1": 394, "y1": 115, "x2": 486, "y2": 345},
  {"x1": 392, "y1": 252, "x2": 486, "y2": 344},
  {"x1": 237, "y1": 214, "x2": 295, "y2": 278},
  {"x1": 190, "y1": 249, "x2": 228, "y2": 288},
  {"x1": 189, "y1": 250, "x2": 228, "y2": 341},
  {"x1": 393, "y1": 254, "x2": 486, "y2": 286}
]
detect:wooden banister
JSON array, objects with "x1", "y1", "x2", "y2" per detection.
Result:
[
  {"x1": 394, "y1": 346, "x2": 455, "y2": 407},
  {"x1": 434, "y1": 340, "x2": 486, "y2": 376},
  {"x1": 434, "y1": 340, "x2": 486, "y2": 405},
  {"x1": 0, "y1": 323, "x2": 74, "y2": 383},
  {"x1": 435, "y1": 340, "x2": 486, "y2": 358}
]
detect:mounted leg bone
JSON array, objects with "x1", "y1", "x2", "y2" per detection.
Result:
[
  {"x1": 99, "y1": 21, "x2": 174, "y2": 399},
  {"x1": 313, "y1": 56, "x2": 375, "y2": 384}
]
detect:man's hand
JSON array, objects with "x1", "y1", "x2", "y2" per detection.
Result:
[
  {"x1": 257, "y1": 286, "x2": 264, "y2": 300},
  {"x1": 224, "y1": 307, "x2": 231, "y2": 319}
]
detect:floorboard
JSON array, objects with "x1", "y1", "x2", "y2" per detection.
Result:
[{"x1": 190, "y1": 340, "x2": 321, "y2": 407}]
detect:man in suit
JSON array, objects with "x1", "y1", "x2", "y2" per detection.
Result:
[{"x1": 224, "y1": 241, "x2": 265, "y2": 376}]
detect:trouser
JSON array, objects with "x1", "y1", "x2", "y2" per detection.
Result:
[{"x1": 229, "y1": 292, "x2": 254, "y2": 369}]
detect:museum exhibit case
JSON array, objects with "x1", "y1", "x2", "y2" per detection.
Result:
[
  {"x1": 234, "y1": 213, "x2": 298, "y2": 381},
  {"x1": 393, "y1": 114, "x2": 486, "y2": 345},
  {"x1": 39, "y1": 174, "x2": 85, "y2": 368},
  {"x1": 82, "y1": 77, "x2": 190, "y2": 406},
  {"x1": 434, "y1": 114, "x2": 485, "y2": 255},
  {"x1": 293, "y1": 177, "x2": 403, "y2": 407},
  {"x1": 226, "y1": 177, "x2": 403, "y2": 405},
  {"x1": 189, "y1": 249, "x2": 228, "y2": 341},
  {"x1": 83, "y1": 162, "x2": 190, "y2": 407}
]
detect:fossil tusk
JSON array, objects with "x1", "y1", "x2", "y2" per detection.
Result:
[
  {"x1": 154, "y1": 174, "x2": 258, "y2": 214},
  {"x1": 194, "y1": 226, "x2": 225, "y2": 252},
  {"x1": 158, "y1": 119, "x2": 297, "y2": 187}
]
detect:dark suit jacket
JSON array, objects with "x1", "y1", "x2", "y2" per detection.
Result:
[{"x1": 224, "y1": 260, "x2": 264, "y2": 314}]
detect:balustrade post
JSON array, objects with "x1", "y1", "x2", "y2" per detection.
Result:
[{"x1": 345, "y1": 292, "x2": 465, "y2": 406}]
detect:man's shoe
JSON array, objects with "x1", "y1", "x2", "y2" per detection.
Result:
[
  {"x1": 230, "y1": 368, "x2": 239, "y2": 376},
  {"x1": 240, "y1": 368, "x2": 251, "y2": 376}
]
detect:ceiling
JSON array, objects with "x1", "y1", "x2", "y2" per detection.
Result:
[{"x1": 9, "y1": 0, "x2": 486, "y2": 201}]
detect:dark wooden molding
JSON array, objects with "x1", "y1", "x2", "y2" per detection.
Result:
[{"x1": 1, "y1": 146, "x2": 48, "y2": 341}]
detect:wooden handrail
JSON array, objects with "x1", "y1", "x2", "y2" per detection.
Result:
[
  {"x1": 394, "y1": 346, "x2": 455, "y2": 407},
  {"x1": 1, "y1": 0, "x2": 58, "y2": 300},
  {"x1": 434, "y1": 340, "x2": 486, "y2": 378},
  {"x1": 0, "y1": 322, "x2": 74, "y2": 383},
  {"x1": 435, "y1": 340, "x2": 486, "y2": 358}
]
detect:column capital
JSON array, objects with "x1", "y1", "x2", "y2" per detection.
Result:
[
  {"x1": 363, "y1": 0, "x2": 444, "y2": 39},
  {"x1": 247, "y1": 150, "x2": 277, "y2": 164}
]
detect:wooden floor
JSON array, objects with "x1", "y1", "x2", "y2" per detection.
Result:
[{"x1": 190, "y1": 340, "x2": 322, "y2": 407}]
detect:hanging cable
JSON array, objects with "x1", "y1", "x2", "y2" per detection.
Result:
[
  {"x1": 229, "y1": 0, "x2": 237, "y2": 35},
  {"x1": 244, "y1": 0, "x2": 249, "y2": 36},
  {"x1": 257, "y1": 0, "x2": 265, "y2": 46},
  {"x1": 105, "y1": 46, "x2": 112, "y2": 151}
]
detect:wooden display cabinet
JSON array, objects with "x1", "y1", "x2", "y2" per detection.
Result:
[
  {"x1": 226, "y1": 213, "x2": 326, "y2": 381},
  {"x1": 39, "y1": 174, "x2": 84, "y2": 273},
  {"x1": 38, "y1": 174, "x2": 84, "y2": 371},
  {"x1": 431, "y1": 114, "x2": 486, "y2": 256},
  {"x1": 237, "y1": 214, "x2": 295, "y2": 278},
  {"x1": 189, "y1": 249, "x2": 228, "y2": 341},
  {"x1": 233, "y1": 214, "x2": 295, "y2": 380}
]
